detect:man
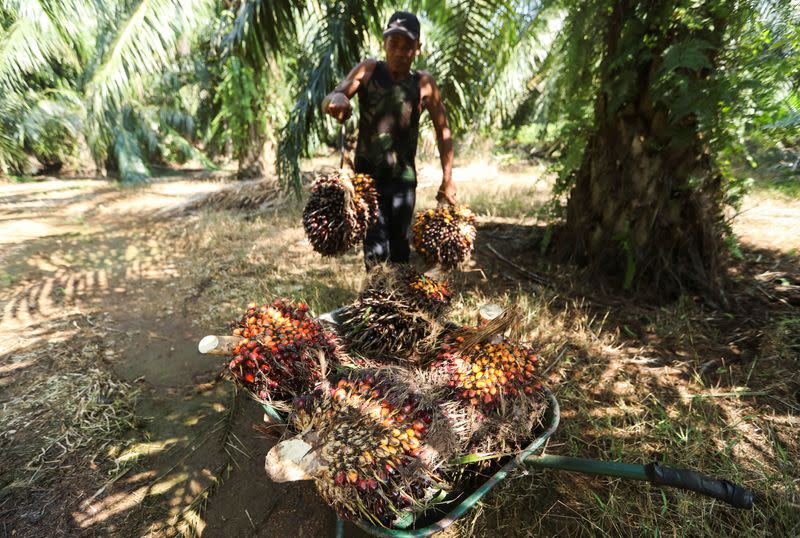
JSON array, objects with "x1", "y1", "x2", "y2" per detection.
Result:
[{"x1": 321, "y1": 11, "x2": 456, "y2": 268}]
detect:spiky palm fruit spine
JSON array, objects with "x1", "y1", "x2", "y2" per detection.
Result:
[
  {"x1": 303, "y1": 171, "x2": 378, "y2": 256},
  {"x1": 227, "y1": 299, "x2": 339, "y2": 401},
  {"x1": 339, "y1": 290, "x2": 437, "y2": 362},
  {"x1": 291, "y1": 372, "x2": 448, "y2": 526},
  {"x1": 413, "y1": 205, "x2": 477, "y2": 269},
  {"x1": 338, "y1": 266, "x2": 451, "y2": 362}
]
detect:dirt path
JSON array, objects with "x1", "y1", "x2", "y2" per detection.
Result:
[{"x1": 0, "y1": 176, "x2": 352, "y2": 537}]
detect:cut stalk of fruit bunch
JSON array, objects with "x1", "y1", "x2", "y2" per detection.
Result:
[
  {"x1": 412, "y1": 205, "x2": 477, "y2": 269},
  {"x1": 303, "y1": 170, "x2": 378, "y2": 256}
]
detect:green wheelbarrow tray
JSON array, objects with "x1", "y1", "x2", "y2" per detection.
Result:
[{"x1": 263, "y1": 385, "x2": 753, "y2": 538}]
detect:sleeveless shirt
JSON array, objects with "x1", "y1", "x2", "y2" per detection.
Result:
[{"x1": 355, "y1": 61, "x2": 421, "y2": 184}]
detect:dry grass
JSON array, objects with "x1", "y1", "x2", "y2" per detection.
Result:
[{"x1": 0, "y1": 323, "x2": 140, "y2": 533}]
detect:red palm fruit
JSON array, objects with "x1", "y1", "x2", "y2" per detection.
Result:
[
  {"x1": 412, "y1": 205, "x2": 477, "y2": 268},
  {"x1": 303, "y1": 171, "x2": 378, "y2": 256},
  {"x1": 226, "y1": 298, "x2": 340, "y2": 401}
]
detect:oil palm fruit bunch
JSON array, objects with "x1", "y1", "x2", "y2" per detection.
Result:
[
  {"x1": 434, "y1": 331, "x2": 542, "y2": 409},
  {"x1": 430, "y1": 328, "x2": 547, "y2": 454},
  {"x1": 339, "y1": 289, "x2": 437, "y2": 362},
  {"x1": 286, "y1": 371, "x2": 450, "y2": 526},
  {"x1": 303, "y1": 170, "x2": 378, "y2": 256},
  {"x1": 366, "y1": 264, "x2": 452, "y2": 317},
  {"x1": 338, "y1": 266, "x2": 449, "y2": 362},
  {"x1": 413, "y1": 205, "x2": 477, "y2": 269},
  {"x1": 395, "y1": 265, "x2": 452, "y2": 318},
  {"x1": 351, "y1": 172, "x2": 379, "y2": 230},
  {"x1": 227, "y1": 299, "x2": 339, "y2": 401}
]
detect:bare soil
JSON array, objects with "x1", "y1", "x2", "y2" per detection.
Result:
[{"x1": 0, "y1": 174, "x2": 347, "y2": 537}]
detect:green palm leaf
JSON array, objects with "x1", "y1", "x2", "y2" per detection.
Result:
[
  {"x1": 420, "y1": 0, "x2": 521, "y2": 131},
  {"x1": 224, "y1": 0, "x2": 307, "y2": 64},
  {"x1": 84, "y1": 0, "x2": 215, "y2": 111},
  {"x1": 0, "y1": 0, "x2": 82, "y2": 92},
  {"x1": 276, "y1": 0, "x2": 381, "y2": 192}
]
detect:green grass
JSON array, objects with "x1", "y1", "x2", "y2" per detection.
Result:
[
  {"x1": 733, "y1": 143, "x2": 800, "y2": 200},
  {"x1": 8, "y1": 174, "x2": 41, "y2": 183},
  {"x1": 0, "y1": 271, "x2": 19, "y2": 286},
  {"x1": 460, "y1": 185, "x2": 543, "y2": 219},
  {"x1": 755, "y1": 177, "x2": 800, "y2": 199}
]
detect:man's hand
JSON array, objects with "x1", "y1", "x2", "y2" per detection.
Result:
[
  {"x1": 321, "y1": 61, "x2": 376, "y2": 122},
  {"x1": 324, "y1": 92, "x2": 352, "y2": 123},
  {"x1": 437, "y1": 180, "x2": 457, "y2": 205}
]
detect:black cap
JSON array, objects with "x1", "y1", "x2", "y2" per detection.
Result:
[{"x1": 383, "y1": 11, "x2": 420, "y2": 42}]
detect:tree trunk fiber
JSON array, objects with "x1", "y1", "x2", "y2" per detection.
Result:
[
  {"x1": 561, "y1": 111, "x2": 725, "y2": 298},
  {"x1": 236, "y1": 122, "x2": 273, "y2": 180},
  {"x1": 560, "y1": 2, "x2": 727, "y2": 299}
]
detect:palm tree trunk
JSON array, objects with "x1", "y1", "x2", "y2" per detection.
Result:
[
  {"x1": 561, "y1": 104, "x2": 725, "y2": 296},
  {"x1": 236, "y1": 122, "x2": 270, "y2": 180},
  {"x1": 560, "y1": 1, "x2": 727, "y2": 298}
]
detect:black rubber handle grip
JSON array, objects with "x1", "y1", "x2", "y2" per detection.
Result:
[{"x1": 645, "y1": 462, "x2": 754, "y2": 509}]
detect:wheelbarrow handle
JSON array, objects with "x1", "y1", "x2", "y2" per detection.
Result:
[
  {"x1": 525, "y1": 455, "x2": 753, "y2": 509},
  {"x1": 645, "y1": 462, "x2": 753, "y2": 509}
]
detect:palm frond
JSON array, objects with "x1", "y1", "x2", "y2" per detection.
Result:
[
  {"x1": 81, "y1": 0, "x2": 216, "y2": 175},
  {"x1": 84, "y1": 0, "x2": 215, "y2": 111},
  {"x1": 159, "y1": 105, "x2": 195, "y2": 137},
  {"x1": 419, "y1": 0, "x2": 522, "y2": 131},
  {"x1": 277, "y1": 0, "x2": 381, "y2": 192},
  {"x1": 22, "y1": 89, "x2": 84, "y2": 164},
  {"x1": 0, "y1": 0, "x2": 82, "y2": 92},
  {"x1": 162, "y1": 126, "x2": 217, "y2": 167},
  {"x1": 224, "y1": 0, "x2": 307, "y2": 65},
  {"x1": 0, "y1": 128, "x2": 25, "y2": 173},
  {"x1": 477, "y1": 4, "x2": 564, "y2": 127},
  {"x1": 111, "y1": 120, "x2": 150, "y2": 183},
  {"x1": 0, "y1": 92, "x2": 27, "y2": 173}
]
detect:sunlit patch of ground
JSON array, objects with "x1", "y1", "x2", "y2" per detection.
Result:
[
  {"x1": 733, "y1": 193, "x2": 800, "y2": 254},
  {"x1": 0, "y1": 177, "x2": 226, "y2": 247}
]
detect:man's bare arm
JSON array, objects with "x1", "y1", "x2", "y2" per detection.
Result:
[
  {"x1": 321, "y1": 59, "x2": 377, "y2": 123},
  {"x1": 420, "y1": 72, "x2": 455, "y2": 205}
]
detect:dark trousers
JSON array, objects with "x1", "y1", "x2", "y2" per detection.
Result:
[{"x1": 362, "y1": 179, "x2": 417, "y2": 269}]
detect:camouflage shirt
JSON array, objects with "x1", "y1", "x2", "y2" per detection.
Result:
[{"x1": 354, "y1": 61, "x2": 421, "y2": 184}]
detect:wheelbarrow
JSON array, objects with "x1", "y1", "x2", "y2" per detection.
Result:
[
  {"x1": 199, "y1": 310, "x2": 754, "y2": 538},
  {"x1": 259, "y1": 385, "x2": 752, "y2": 538}
]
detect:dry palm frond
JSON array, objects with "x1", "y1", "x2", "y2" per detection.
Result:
[
  {"x1": 0, "y1": 368, "x2": 139, "y2": 486},
  {"x1": 157, "y1": 178, "x2": 285, "y2": 217}
]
